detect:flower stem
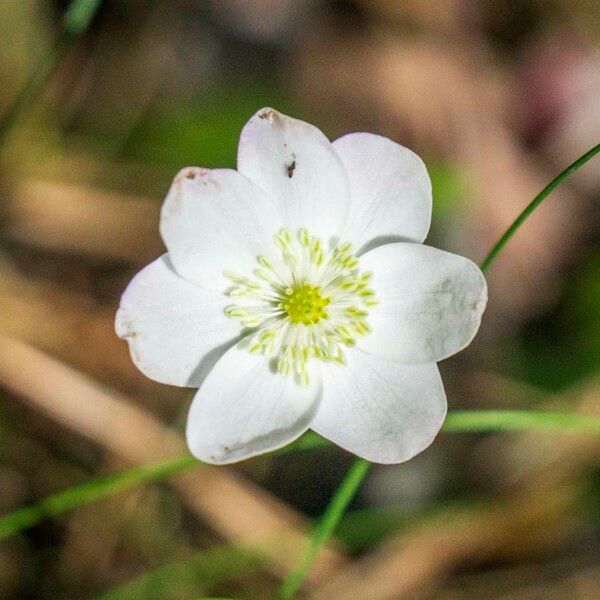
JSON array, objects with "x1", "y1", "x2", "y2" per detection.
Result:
[
  {"x1": 444, "y1": 410, "x2": 600, "y2": 433},
  {"x1": 274, "y1": 142, "x2": 600, "y2": 598},
  {"x1": 0, "y1": 455, "x2": 197, "y2": 541},
  {"x1": 0, "y1": 0, "x2": 103, "y2": 146},
  {"x1": 1, "y1": 411, "x2": 599, "y2": 542},
  {"x1": 276, "y1": 458, "x2": 371, "y2": 599},
  {"x1": 480, "y1": 142, "x2": 600, "y2": 273}
]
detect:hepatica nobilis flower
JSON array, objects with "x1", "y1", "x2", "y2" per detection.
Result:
[{"x1": 116, "y1": 108, "x2": 487, "y2": 465}]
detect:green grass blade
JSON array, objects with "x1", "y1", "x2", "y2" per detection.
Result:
[
  {"x1": 480, "y1": 142, "x2": 600, "y2": 273},
  {"x1": 0, "y1": 433, "x2": 325, "y2": 541},
  {"x1": 2, "y1": 411, "x2": 600, "y2": 543},
  {"x1": 444, "y1": 410, "x2": 600, "y2": 433},
  {"x1": 0, "y1": 455, "x2": 196, "y2": 541},
  {"x1": 276, "y1": 458, "x2": 371, "y2": 599}
]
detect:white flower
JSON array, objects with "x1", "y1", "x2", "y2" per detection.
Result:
[{"x1": 116, "y1": 108, "x2": 487, "y2": 465}]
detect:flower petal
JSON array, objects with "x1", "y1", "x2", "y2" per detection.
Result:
[
  {"x1": 115, "y1": 255, "x2": 240, "y2": 387},
  {"x1": 237, "y1": 108, "x2": 350, "y2": 241},
  {"x1": 160, "y1": 167, "x2": 283, "y2": 289},
  {"x1": 186, "y1": 346, "x2": 321, "y2": 464},
  {"x1": 333, "y1": 133, "x2": 432, "y2": 254},
  {"x1": 359, "y1": 243, "x2": 487, "y2": 363},
  {"x1": 312, "y1": 349, "x2": 446, "y2": 464}
]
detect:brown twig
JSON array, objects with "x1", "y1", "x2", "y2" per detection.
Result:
[
  {"x1": 0, "y1": 263, "x2": 186, "y2": 411},
  {"x1": 0, "y1": 334, "x2": 347, "y2": 583},
  {"x1": 2, "y1": 179, "x2": 162, "y2": 263}
]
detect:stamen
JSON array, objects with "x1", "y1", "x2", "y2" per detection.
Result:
[{"x1": 223, "y1": 229, "x2": 376, "y2": 383}]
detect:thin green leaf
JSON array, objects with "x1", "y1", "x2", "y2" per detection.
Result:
[
  {"x1": 0, "y1": 432, "x2": 323, "y2": 541},
  {"x1": 2, "y1": 411, "x2": 599, "y2": 542},
  {"x1": 480, "y1": 142, "x2": 600, "y2": 273},
  {"x1": 276, "y1": 458, "x2": 371, "y2": 599},
  {"x1": 0, "y1": 455, "x2": 196, "y2": 541},
  {"x1": 444, "y1": 410, "x2": 600, "y2": 433}
]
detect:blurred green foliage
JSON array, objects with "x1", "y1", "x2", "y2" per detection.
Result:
[
  {"x1": 96, "y1": 546, "x2": 263, "y2": 600},
  {"x1": 510, "y1": 252, "x2": 600, "y2": 391},
  {"x1": 428, "y1": 161, "x2": 467, "y2": 218},
  {"x1": 122, "y1": 85, "x2": 293, "y2": 170}
]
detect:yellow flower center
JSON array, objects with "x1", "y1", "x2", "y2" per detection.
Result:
[
  {"x1": 281, "y1": 283, "x2": 330, "y2": 325},
  {"x1": 223, "y1": 228, "x2": 378, "y2": 384}
]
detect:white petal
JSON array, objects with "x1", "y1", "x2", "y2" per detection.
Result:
[
  {"x1": 237, "y1": 108, "x2": 350, "y2": 241},
  {"x1": 116, "y1": 255, "x2": 240, "y2": 387},
  {"x1": 359, "y1": 243, "x2": 487, "y2": 363},
  {"x1": 312, "y1": 350, "x2": 446, "y2": 464},
  {"x1": 186, "y1": 346, "x2": 321, "y2": 464},
  {"x1": 160, "y1": 167, "x2": 283, "y2": 289},
  {"x1": 333, "y1": 133, "x2": 432, "y2": 254}
]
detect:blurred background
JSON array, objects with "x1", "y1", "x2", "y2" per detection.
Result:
[{"x1": 0, "y1": 0, "x2": 599, "y2": 598}]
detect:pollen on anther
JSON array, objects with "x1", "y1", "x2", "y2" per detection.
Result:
[{"x1": 222, "y1": 228, "x2": 377, "y2": 383}]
